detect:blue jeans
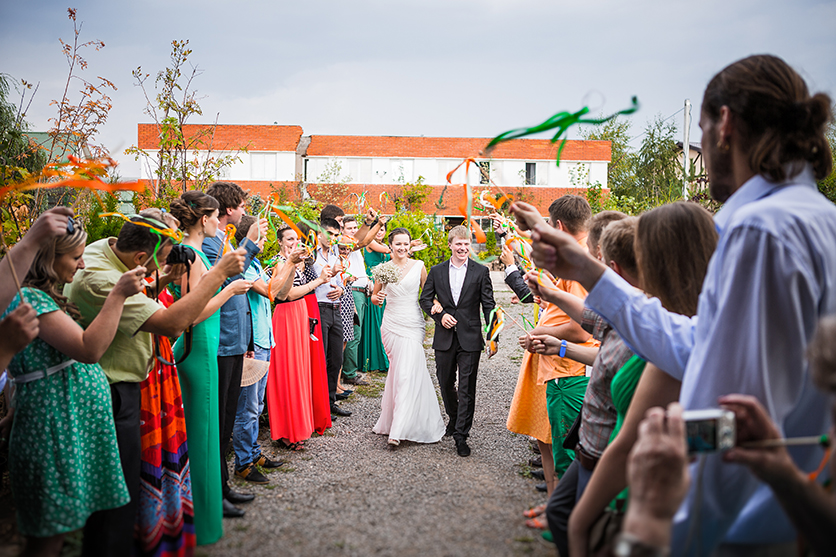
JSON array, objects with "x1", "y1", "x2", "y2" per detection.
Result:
[{"x1": 233, "y1": 345, "x2": 269, "y2": 470}]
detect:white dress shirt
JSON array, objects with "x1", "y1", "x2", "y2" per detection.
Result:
[
  {"x1": 346, "y1": 250, "x2": 369, "y2": 289},
  {"x1": 312, "y1": 246, "x2": 344, "y2": 304},
  {"x1": 449, "y1": 258, "x2": 468, "y2": 305},
  {"x1": 583, "y1": 166, "x2": 836, "y2": 554}
]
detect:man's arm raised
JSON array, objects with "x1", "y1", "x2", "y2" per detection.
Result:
[
  {"x1": 140, "y1": 248, "x2": 246, "y2": 338},
  {"x1": 511, "y1": 201, "x2": 607, "y2": 291}
]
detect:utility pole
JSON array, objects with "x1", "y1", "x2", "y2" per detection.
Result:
[{"x1": 683, "y1": 99, "x2": 691, "y2": 199}]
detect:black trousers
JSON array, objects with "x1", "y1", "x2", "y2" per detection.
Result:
[
  {"x1": 434, "y1": 333, "x2": 481, "y2": 441},
  {"x1": 218, "y1": 355, "x2": 244, "y2": 497},
  {"x1": 318, "y1": 302, "x2": 344, "y2": 404},
  {"x1": 82, "y1": 382, "x2": 141, "y2": 556}
]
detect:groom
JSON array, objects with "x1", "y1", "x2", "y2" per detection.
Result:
[{"x1": 420, "y1": 225, "x2": 497, "y2": 457}]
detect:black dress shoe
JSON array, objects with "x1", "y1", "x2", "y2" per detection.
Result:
[
  {"x1": 254, "y1": 454, "x2": 285, "y2": 469},
  {"x1": 223, "y1": 498, "x2": 245, "y2": 518},
  {"x1": 225, "y1": 489, "x2": 255, "y2": 504},
  {"x1": 535, "y1": 482, "x2": 547, "y2": 492},
  {"x1": 531, "y1": 469, "x2": 545, "y2": 481},
  {"x1": 331, "y1": 404, "x2": 352, "y2": 417},
  {"x1": 455, "y1": 438, "x2": 471, "y2": 457}
]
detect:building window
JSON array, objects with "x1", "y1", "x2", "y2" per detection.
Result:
[
  {"x1": 525, "y1": 162, "x2": 536, "y2": 185},
  {"x1": 251, "y1": 153, "x2": 277, "y2": 180},
  {"x1": 479, "y1": 161, "x2": 490, "y2": 184}
]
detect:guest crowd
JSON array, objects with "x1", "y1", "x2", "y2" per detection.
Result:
[
  {"x1": 0, "y1": 180, "x2": 396, "y2": 556},
  {"x1": 1, "y1": 53, "x2": 836, "y2": 557}
]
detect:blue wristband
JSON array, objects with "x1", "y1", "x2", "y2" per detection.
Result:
[{"x1": 559, "y1": 339, "x2": 567, "y2": 358}]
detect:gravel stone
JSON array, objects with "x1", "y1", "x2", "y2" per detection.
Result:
[{"x1": 205, "y1": 273, "x2": 554, "y2": 556}]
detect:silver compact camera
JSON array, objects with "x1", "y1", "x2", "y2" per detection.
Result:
[{"x1": 682, "y1": 409, "x2": 736, "y2": 454}]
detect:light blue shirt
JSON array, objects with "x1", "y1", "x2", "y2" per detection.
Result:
[
  {"x1": 244, "y1": 260, "x2": 274, "y2": 350},
  {"x1": 584, "y1": 166, "x2": 836, "y2": 554}
]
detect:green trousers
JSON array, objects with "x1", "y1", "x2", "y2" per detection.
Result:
[
  {"x1": 341, "y1": 289, "x2": 367, "y2": 378},
  {"x1": 546, "y1": 375, "x2": 588, "y2": 479}
]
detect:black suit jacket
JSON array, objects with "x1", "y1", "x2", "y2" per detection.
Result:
[{"x1": 420, "y1": 258, "x2": 495, "y2": 352}]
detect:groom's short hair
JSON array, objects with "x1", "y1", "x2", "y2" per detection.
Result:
[
  {"x1": 548, "y1": 195, "x2": 592, "y2": 235},
  {"x1": 447, "y1": 225, "x2": 471, "y2": 244}
]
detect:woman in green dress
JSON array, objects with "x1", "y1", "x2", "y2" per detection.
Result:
[
  {"x1": 567, "y1": 202, "x2": 719, "y2": 554},
  {"x1": 168, "y1": 192, "x2": 252, "y2": 545},
  {"x1": 3, "y1": 224, "x2": 145, "y2": 556},
  {"x1": 361, "y1": 224, "x2": 390, "y2": 373}
]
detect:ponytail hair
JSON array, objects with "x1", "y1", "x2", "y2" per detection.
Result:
[{"x1": 703, "y1": 54, "x2": 833, "y2": 182}]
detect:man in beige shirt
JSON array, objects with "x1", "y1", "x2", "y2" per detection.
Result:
[{"x1": 66, "y1": 209, "x2": 245, "y2": 557}]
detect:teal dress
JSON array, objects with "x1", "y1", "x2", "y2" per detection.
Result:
[
  {"x1": 608, "y1": 354, "x2": 647, "y2": 507},
  {"x1": 361, "y1": 248, "x2": 390, "y2": 372},
  {"x1": 3, "y1": 288, "x2": 129, "y2": 537},
  {"x1": 170, "y1": 246, "x2": 223, "y2": 546}
]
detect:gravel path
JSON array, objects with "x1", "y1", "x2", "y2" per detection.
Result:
[{"x1": 204, "y1": 273, "x2": 555, "y2": 557}]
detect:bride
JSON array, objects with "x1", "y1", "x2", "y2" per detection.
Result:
[{"x1": 371, "y1": 227, "x2": 445, "y2": 446}]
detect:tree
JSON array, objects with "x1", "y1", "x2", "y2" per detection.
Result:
[
  {"x1": 818, "y1": 107, "x2": 836, "y2": 204},
  {"x1": 0, "y1": 75, "x2": 48, "y2": 244},
  {"x1": 126, "y1": 40, "x2": 246, "y2": 207},
  {"x1": 307, "y1": 159, "x2": 351, "y2": 206},
  {"x1": 632, "y1": 115, "x2": 682, "y2": 206},
  {"x1": 580, "y1": 116, "x2": 636, "y2": 195}
]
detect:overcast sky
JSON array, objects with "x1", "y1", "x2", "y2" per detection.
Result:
[{"x1": 2, "y1": 0, "x2": 834, "y2": 178}]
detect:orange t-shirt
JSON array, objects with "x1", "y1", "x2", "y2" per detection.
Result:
[{"x1": 535, "y1": 237, "x2": 600, "y2": 384}]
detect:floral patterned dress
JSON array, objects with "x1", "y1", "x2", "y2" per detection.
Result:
[{"x1": 3, "y1": 288, "x2": 129, "y2": 537}]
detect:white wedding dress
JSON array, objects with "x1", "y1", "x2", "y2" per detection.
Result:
[{"x1": 373, "y1": 260, "x2": 445, "y2": 444}]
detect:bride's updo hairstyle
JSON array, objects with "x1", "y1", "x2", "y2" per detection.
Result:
[
  {"x1": 169, "y1": 191, "x2": 220, "y2": 231},
  {"x1": 388, "y1": 227, "x2": 411, "y2": 245}
]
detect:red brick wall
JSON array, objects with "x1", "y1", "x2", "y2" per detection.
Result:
[
  {"x1": 137, "y1": 124, "x2": 303, "y2": 152},
  {"x1": 306, "y1": 136, "x2": 611, "y2": 162},
  {"x1": 243, "y1": 181, "x2": 596, "y2": 216}
]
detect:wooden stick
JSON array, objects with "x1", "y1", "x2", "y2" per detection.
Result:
[
  {"x1": 504, "y1": 311, "x2": 531, "y2": 337},
  {"x1": 0, "y1": 231, "x2": 25, "y2": 304},
  {"x1": 741, "y1": 435, "x2": 830, "y2": 449}
]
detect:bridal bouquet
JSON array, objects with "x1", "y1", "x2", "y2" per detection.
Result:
[{"x1": 371, "y1": 261, "x2": 401, "y2": 287}]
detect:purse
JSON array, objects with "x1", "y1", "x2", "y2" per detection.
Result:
[
  {"x1": 587, "y1": 502, "x2": 625, "y2": 554},
  {"x1": 563, "y1": 406, "x2": 583, "y2": 450}
]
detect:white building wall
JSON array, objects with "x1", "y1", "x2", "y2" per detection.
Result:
[
  {"x1": 138, "y1": 150, "x2": 297, "y2": 182},
  {"x1": 302, "y1": 156, "x2": 609, "y2": 189}
]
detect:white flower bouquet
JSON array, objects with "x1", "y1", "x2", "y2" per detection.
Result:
[{"x1": 371, "y1": 261, "x2": 401, "y2": 289}]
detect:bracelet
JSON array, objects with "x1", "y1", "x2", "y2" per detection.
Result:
[
  {"x1": 559, "y1": 339, "x2": 567, "y2": 358},
  {"x1": 612, "y1": 533, "x2": 669, "y2": 557}
]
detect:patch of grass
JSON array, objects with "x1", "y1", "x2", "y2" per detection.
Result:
[
  {"x1": 517, "y1": 462, "x2": 534, "y2": 479},
  {"x1": 274, "y1": 466, "x2": 297, "y2": 474},
  {"x1": 234, "y1": 524, "x2": 249, "y2": 532},
  {"x1": 514, "y1": 536, "x2": 535, "y2": 543},
  {"x1": 263, "y1": 483, "x2": 277, "y2": 490},
  {"x1": 334, "y1": 540, "x2": 345, "y2": 549},
  {"x1": 355, "y1": 371, "x2": 386, "y2": 398}
]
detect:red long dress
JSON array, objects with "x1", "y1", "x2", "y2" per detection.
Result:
[{"x1": 265, "y1": 268, "x2": 331, "y2": 442}]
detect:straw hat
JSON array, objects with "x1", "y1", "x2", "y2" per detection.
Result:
[{"x1": 241, "y1": 357, "x2": 269, "y2": 387}]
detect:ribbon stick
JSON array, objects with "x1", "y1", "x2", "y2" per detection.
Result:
[
  {"x1": 0, "y1": 156, "x2": 145, "y2": 203},
  {"x1": 485, "y1": 97, "x2": 640, "y2": 166}
]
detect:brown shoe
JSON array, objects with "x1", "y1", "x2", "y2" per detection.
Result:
[
  {"x1": 235, "y1": 463, "x2": 269, "y2": 484},
  {"x1": 343, "y1": 374, "x2": 369, "y2": 386}
]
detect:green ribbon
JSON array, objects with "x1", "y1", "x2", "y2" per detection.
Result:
[{"x1": 486, "y1": 96, "x2": 640, "y2": 166}]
